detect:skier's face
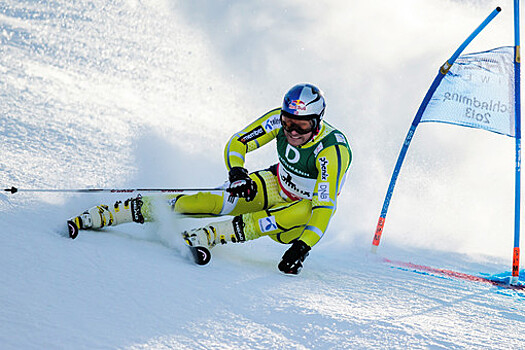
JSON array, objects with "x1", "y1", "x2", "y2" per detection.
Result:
[{"x1": 281, "y1": 115, "x2": 314, "y2": 147}]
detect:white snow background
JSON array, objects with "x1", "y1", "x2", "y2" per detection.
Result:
[{"x1": 1, "y1": 0, "x2": 524, "y2": 349}]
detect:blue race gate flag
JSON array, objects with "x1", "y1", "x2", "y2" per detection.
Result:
[{"x1": 420, "y1": 46, "x2": 516, "y2": 137}]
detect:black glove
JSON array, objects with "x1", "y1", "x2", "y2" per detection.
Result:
[
  {"x1": 227, "y1": 167, "x2": 257, "y2": 202},
  {"x1": 278, "y1": 240, "x2": 311, "y2": 275}
]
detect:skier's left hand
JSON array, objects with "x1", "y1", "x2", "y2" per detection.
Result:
[{"x1": 278, "y1": 240, "x2": 311, "y2": 275}]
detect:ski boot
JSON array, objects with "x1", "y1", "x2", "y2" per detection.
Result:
[
  {"x1": 67, "y1": 196, "x2": 144, "y2": 239},
  {"x1": 181, "y1": 216, "x2": 246, "y2": 249},
  {"x1": 181, "y1": 216, "x2": 246, "y2": 265}
]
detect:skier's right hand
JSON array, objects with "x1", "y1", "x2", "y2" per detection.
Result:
[{"x1": 227, "y1": 167, "x2": 257, "y2": 202}]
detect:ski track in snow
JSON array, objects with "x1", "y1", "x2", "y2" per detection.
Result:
[{"x1": 1, "y1": 1, "x2": 525, "y2": 349}]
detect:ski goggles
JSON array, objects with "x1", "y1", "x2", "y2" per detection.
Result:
[{"x1": 280, "y1": 114, "x2": 314, "y2": 135}]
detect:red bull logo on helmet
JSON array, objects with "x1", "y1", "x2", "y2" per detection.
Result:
[{"x1": 288, "y1": 99, "x2": 306, "y2": 114}]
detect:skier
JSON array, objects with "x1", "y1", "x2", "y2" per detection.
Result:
[{"x1": 68, "y1": 83, "x2": 352, "y2": 274}]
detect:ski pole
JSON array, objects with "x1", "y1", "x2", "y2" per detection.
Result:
[{"x1": 3, "y1": 186, "x2": 224, "y2": 194}]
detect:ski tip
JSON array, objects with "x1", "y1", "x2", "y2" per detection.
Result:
[
  {"x1": 190, "y1": 246, "x2": 211, "y2": 265},
  {"x1": 67, "y1": 220, "x2": 79, "y2": 239}
]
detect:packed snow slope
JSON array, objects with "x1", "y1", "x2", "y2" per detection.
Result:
[{"x1": 1, "y1": 0, "x2": 524, "y2": 349}]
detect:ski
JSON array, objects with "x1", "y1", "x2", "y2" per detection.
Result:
[
  {"x1": 182, "y1": 232, "x2": 212, "y2": 265},
  {"x1": 67, "y1": 219, "x2": 80, "y2": 239},
  {"x1": 187, "y1": 245, "x2": 212, "y2": 266}
]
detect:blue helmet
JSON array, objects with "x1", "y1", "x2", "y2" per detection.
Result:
[{"x1": 281, "y1": 83, "x2": 326, "y2": 133}]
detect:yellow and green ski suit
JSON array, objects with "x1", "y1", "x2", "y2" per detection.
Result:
[{"x1": 153, "y1": 108, "x2": 352, "y2": 248}]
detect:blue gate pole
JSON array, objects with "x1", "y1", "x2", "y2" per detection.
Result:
[
  {"x1": 372, "y1": 7, "x2": 502, "y2": 253},
  {"x1": 512, "y1": 0, "x2": 521, "y2": 285}
]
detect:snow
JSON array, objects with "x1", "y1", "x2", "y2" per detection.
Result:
[{"x1": 1, "y1": 0, "x2": 524, "y2": 349}]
